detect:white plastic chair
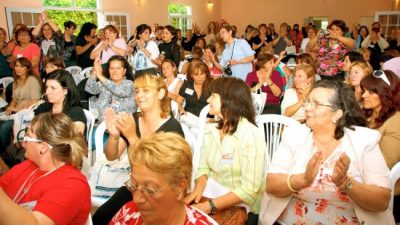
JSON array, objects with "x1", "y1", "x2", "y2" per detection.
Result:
[
  {"x1": 256, "y1": 114, "x2": 300, "y2": 169},
  {"x1": 171, "y1": 100, "x2": 180, "y2": 120},
  {"x1": 196, "y1": 104, "x2": 210, "y2": 150},
  {"x1": 83, "y1": 109, "x2": 95, "y2": 161},
  {"x1": 181, "y1": 123, "x2": 199, "y2": 190},
  {"x1": 76, "y1": 66, "x2": 93, "y2": 85},
  {"x1": 0, "y1": 77, "x2": 14, "y2": 100},
  {"x1": 88, "y1": 96, "x2": 99, "y2": 120},
  {"x1": 389, "y1": 161, "x2": 400, "y2": 212},
  {"x1": 65, "y1": 66, "x2": 83, "y2": 85},
  {"x1": 91, "y1": 121, "x2": 109, "y2": 207}
]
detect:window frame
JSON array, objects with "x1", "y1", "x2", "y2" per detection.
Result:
[{"x1": 167, "y1": 4, "x2": 192, "y2": 34}]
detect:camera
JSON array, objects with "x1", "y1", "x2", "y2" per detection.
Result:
[
  {"x1": 223, "y1": 66, "x2": 232, "y2": 76},
  {"x1": 321, "y1": 29, "x2": 330, "y2": 36}
]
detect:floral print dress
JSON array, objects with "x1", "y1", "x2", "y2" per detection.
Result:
[
  {"x1": 316, "y1": 36, "x2": 348, "y2": 77},
  {"x1": 278, "y1": 144, "x2": 361, "y2": 225}
]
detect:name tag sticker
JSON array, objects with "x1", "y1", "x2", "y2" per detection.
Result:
[
  {"x1": 221, "y1": 153, "x2": 234, "y2": 165},
  {"x1": 185, "y1": 88, "x2": 194, "y2": 95}
]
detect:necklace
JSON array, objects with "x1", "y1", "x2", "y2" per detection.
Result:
[{"x1": 13, "y1": 163, "x2": 65, "y2": 204}]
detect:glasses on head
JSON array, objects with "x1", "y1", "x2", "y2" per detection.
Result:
[
  {"x1": 125, "y1": 180, "x2": 161, "y2": 196},
  {"x1": 303, "y1": 99, "x2": 339, "y2": 110},
  {"x1": 373, "y1": 70, "x2": 391, "y2": 86}
]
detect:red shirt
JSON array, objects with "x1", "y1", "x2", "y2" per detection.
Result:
[
  {"x1": 12, "y1": 43, "x2": 41, "y2": 75},
  {"x1": 109, "y1": 201, "x2": 214, "y2": 225},
  {"x1": 245, "y1": 70, "x2": 284, "y2": 105},
  {"x1": 0, "y1": 160, "x2": 91, "y2": 225}
]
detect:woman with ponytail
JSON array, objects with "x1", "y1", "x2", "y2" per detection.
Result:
[
  {"x1": 261, "y1": 80, "x2": 395, "y2": 225},
  {"x1": 0, "y1": 112, "x2": 91, "y2": 225}
]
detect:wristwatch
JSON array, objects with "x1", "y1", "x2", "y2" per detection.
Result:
[
  {"x1": 208, "y1": 200, "x2": 217, "y2": 214},
  {"x1": 344, "y1": 177, "x2": 353, "y2": 191}
]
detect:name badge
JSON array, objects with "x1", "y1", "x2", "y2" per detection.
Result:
[
  {"x1": 368, "y1": 44, "x2": 375, "y2": 48},
  {"x1": 185, "y1": 88, "x2": 194, "y2": 95},
  {"x1": 221, "y1": 153, "x2": 234, "y2": 165}
]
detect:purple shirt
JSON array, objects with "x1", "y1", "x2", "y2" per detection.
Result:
[{"x1": 245, "y1": 70, "x2": 284, "y2": 105}]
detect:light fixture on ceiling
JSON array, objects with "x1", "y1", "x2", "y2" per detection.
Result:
[{"x1": 208, "y1": 0, "x2": 214, "y2": 7}]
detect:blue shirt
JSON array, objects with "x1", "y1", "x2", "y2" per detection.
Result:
[{"x1": 220, "y1": 38, "x2": 254, "y2": 80}]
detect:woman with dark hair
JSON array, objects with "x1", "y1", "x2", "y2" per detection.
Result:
[
  {"x1": 0, "y1": 57, "x2": 41, "y2": 153},
  {"x1": 203, "y1": 44, "x2": 223, "y2": 79},
  {"x1": 177, "y1": 59, "x2": 212, "y2": 117},
  {"x1": 92, "y1": 74, "x2": 184, "y2": 225},
  {"x1": 90, "y1": 25, "x2": 127, "y2": 64},
  {"x1": 34, "y1": 69, "x2": 86, "y2": 135},
  {"x1": 0, "y1": 113, "x2": 90, "y2": 225},
  {"x1": 75, "y1": 22, "x2": 97, "y2": 69},
  {"x1": 245, "y1": 52, "x2": 284, "y2": 114},
  {"x1": 261, "y1": 80, "x2": 395, "y2": 225},
  {"x1": 186, "y1": 76, "x2": 266, "y2": 225},
  {"x1": 216, "y1": 24, "x2": 255, "y2": 80},
  {"x1": 9, "y1": 25, "x2": 40, "y2": 76},
  {"x1": 252, "y1": 23, "x2": 273, "y2": 57},
  {"x1": 0, "y1": 27, "x2": 12, "y2": 78},
  {"x1": 361, "y1": 27, "x2": 389, "y2": 70},
  {"x1": 85, "y1": 55, "x2": 136, "y2": 123},
  {"x1": 2, "y1": 23, "x2": 23, "y2": 57},
  {"x1": 312, "y1": 19, "x2": 355, "y2": 80},
  {"x1": 157, "y1": 25, "x2": 181, "y2": 68},
  {"x1": 355, "y1": 25, "x2": 369, "y2": 50},
  {"x1": 63, "y1": 20, "x2": 77, "y2": 67},
  {"x1": 361, "y1": 70, "x2": 400, "y2": 168},
  {"x1": 32, "y1": 12, "x2": 63, "y2": 77},
  {"x1": 43, "y1": 57, "x2": 65, "y2": 75},
  {"x1": 129, "y1": 23, "x2": 159, "y2": 78}
]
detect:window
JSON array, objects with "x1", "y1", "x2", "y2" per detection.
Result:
[
  {"x1": 42, "y1": 0, "x2": 97, "y2": 9},
  {"x1": 375, "y1": 11, "x2": 400, "y2": 39},
  {"x1": 104, "y1": 13, "x2": 130, "y2": 41},
  {"x1": 168, "y1": 4, "x2": 192, "y2": 34},
  {"x1": 5, "y1": 8, "x2": 42, "y2": 39}
]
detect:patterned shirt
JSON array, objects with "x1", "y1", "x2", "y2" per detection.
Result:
[
  {"x1": 316, "y1": 36, "x2": 348, "y2": 76},
  {"x1": 196, "y1": 118, "x2": 267, "y2": 213},
  {"x1": 109, "y1": 201, "x2": 214, "y2": 225},
  {"x1": 85, "y1": 77, "x2": 136, "y2": 123},
  {"x1": 35, "y1": 31, "x2": 64, "y2": 72}
]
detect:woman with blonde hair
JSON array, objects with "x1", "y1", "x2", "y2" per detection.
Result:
[
  {"x1": 0, "y1": 112, "x2": 91, "y2": 225},
  {"x1": 92, "y1": 74, "x2": 184, "y2": 225},
  {"x1": 110, "y1": 132, "x2": 214, "y2": 225},
  {"x1": 348, "y1": 61, "x2": 372, "y2": 102},
  {"x1": 281, "y1": 64, "x2": 316, "y2": 122}
]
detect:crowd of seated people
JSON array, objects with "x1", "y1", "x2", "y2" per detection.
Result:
[{"x1": 0, "y1": 10, "x2": 399, "y2": 225}]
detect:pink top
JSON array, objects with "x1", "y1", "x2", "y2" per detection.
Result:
[
  {"x1": 12, "y1": 43, "x2": 41, "y2": 75},
  {"x1": 94, "y1": 38, "x2": 128, "y2": 64},
  {"x1": 109, "y1": 201, "x2": 214, "y2": 225},
  {"x1": 316, "y1": 36, "x2": 348, "y2": 76}
]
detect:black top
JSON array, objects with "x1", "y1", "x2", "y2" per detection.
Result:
[
  {"x1": 158, "y1": 41, "x2": 181, "y2": 68},
  {"x1": 34, "y1": 102, "x2": 87, "y2": 137},
  {"x1": 179, "y1": 80, "x2": 209, "y2": 117},
  {"x1": 121, "y1": 112, "x2": 184, "y2": 144},
  {"x1": 367, "y1": 42, "x2": 382, "y2": 70},
  {"x1": 75, "y1": 35, "x2": 95, "y2": 69},
  {"x1": 182, "y1": 34, "x2": 202, "y2": 52},
  {"x1": 252, "y1": 35, "x2": 273, "y2": 57}
]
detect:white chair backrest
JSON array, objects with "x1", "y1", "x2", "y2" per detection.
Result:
[
  {"x1": 94, "y1": 121, "x2": 107, "y2": 163},
  {"x1": 77, "y1": 67, "x2": 93, "y2": 85},
  {"x1": 197, "y1": 104, "x2": 210, "y2": 149},
  {"x1": 88, "y1": 96, "x2": 99, "y2": 119},
  {"x1": 177, "y1": 73, "x2": 187, "y2": 81},
  {"x1": 65, "y1": 66, "x2": 83, "y2": 85},
  {"x1": 83, "y1": 109, "x2": 95, "y2": 163},
  {"x1": 0, "y1": 77, "x2": 14, "y2": 99},
  {"x1": 389, "y1": 161, "x2": 400, "y2": 212},
  {"x1": 256, "y1": 114, "x2": 300, "y2": 169},
  {"x1": 181, "y1": 123, "x2": 199, "y2": 190},
  {"x1": 171, "y1": 100, "x2": 180, "y2": 120}
]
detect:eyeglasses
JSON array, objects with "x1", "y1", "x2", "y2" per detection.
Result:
[
  {"x1": 303, "y1": 100, "x2": 339, "y2": 110},
  {"x1": 373, "y1": 70, "x2": 391, "y2": 86},
  {"x1": 125, "y1": 180, "x2": 161, "y2": 196},
  {"x1": 23, "y1": 134, "x2": 53, "y2": 148}
]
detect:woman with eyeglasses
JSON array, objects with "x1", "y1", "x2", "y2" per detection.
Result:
[
  {"x1": 260, "y1": 80, "x2": 395, "y2": 225},
  {"x1": 109, "y1": 132, "x2": 213, "y2": 225},
  {"x1": 85, "y1": 55, "x2": 136, "y2": 123},
  {"x1": 0, "y1": 112, "x2": 91, "y2": 225},
  {"x1": 281, "y1": 64, "x2": 316, "y2": 122},
  {"x1": 92, "y1": 74, "x2": 184, "y2": 225}
]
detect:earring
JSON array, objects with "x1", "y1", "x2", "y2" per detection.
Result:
[{"x1": 331, "y1": 118, "x2": 337, "y2": 124}]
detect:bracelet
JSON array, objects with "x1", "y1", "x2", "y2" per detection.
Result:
[{"x1": 287, "y1": 174, "x2": 300, "y2": 193}]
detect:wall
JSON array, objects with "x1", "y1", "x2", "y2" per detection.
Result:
[
  {"x1": 221, "y1": 0, "x2": 394, "y2": 35},
  {"x1": 0, "y1": 0, "x2": 221, "y2": 38}
]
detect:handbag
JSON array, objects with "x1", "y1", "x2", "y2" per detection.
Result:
[
  {"x1": 251, "y1": 89, "x2": 267, "y2": 116},
  {"x1": 200, "y1": 197, "x2": 248, "y2": 225},
  {"x1": 88, "y1": 150, "x2": 131, "y2": 198}
]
